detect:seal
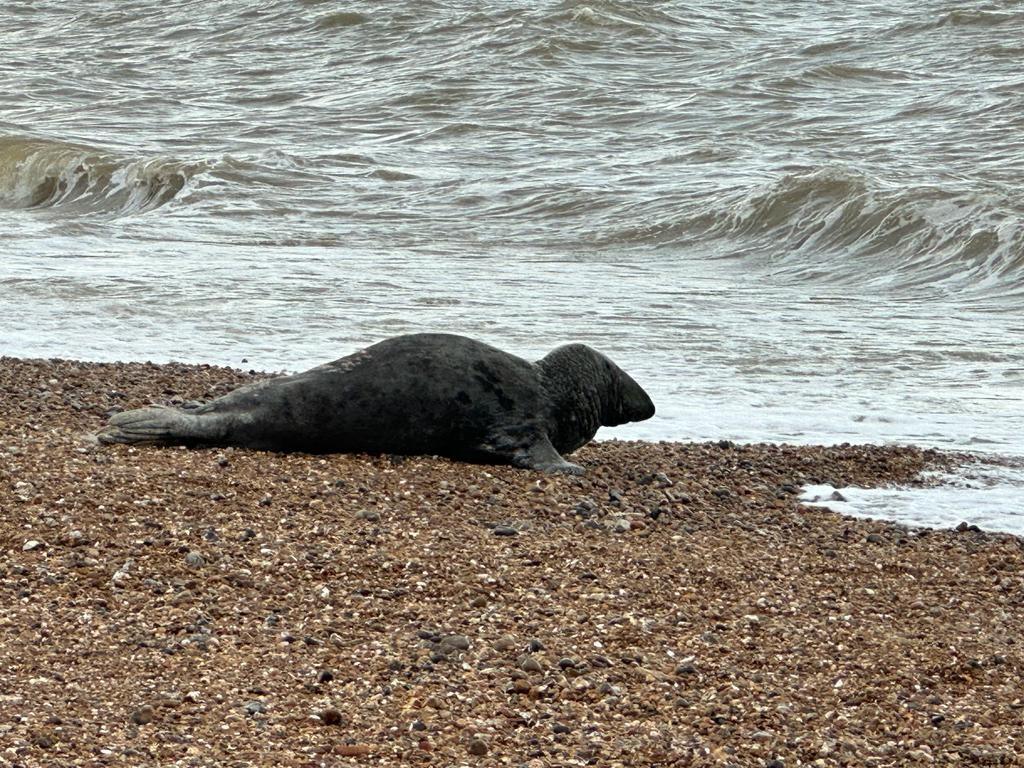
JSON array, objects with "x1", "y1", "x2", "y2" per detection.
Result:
[{"x1": 97, "y1": 333, "x2": 655, "y2": 474}]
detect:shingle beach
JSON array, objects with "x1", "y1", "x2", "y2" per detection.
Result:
[{"x1": 1, "y1": 358, "x2": 1022, "y2": 767}]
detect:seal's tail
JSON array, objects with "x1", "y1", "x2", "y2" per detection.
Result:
[{"x1": 97, "y1": 406, "x2": 205, "y2": 445}]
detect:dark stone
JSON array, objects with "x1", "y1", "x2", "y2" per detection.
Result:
[
  {"x1": 319, "y1": 707, "x2": 344, "y2": 726},
  {"x1": 130, "y1": 706, "x2": 155, "y2": 725}
]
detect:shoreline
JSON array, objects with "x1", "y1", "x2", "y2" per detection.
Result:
[{"x1": 2, "y1": 356, "x2": 1023, "y2": 765}]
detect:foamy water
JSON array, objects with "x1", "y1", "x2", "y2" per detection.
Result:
[{"x1": 2, "y1": 1, "x2": 1022, "y2": 530}]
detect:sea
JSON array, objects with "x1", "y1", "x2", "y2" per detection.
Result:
[{"x1": 2, "y1": 1, "x2": 1022, "y2": 531}]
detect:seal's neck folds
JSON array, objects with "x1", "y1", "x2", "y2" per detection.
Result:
[{"x1": 536, "y1": 344, "x2": 612, "y2": 455}]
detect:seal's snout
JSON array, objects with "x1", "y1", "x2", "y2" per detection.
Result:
[
  {"x1": 606, "y1": 365, "x2": 655, "y2": 426},
  {"x1": 625, "y1": 382, "x2": 656, "y2": 422}
]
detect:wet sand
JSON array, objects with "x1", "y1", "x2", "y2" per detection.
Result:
[{"x1": 1, "y1": 357, "x2": 1022, "y2": 767}]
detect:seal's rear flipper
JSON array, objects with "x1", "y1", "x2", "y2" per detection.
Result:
[{"x1": 97, "y1": 406, "x2": 203, "y2": 445}]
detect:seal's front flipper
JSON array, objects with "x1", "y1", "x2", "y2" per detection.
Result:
[
  {"x1": 97, "y1": 406, "x2": 207, "y2": 445},
  {"x1": 515, "y1": 435, "x2": 585, "y2": 475}
]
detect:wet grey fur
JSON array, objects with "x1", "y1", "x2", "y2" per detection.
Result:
[{"x1": 97, "y1": 333, "x2": 656, "y2": 474}]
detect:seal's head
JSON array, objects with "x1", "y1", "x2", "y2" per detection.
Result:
[{"x1": 537, "y1": 343, "x2": 655, "y2": 454}]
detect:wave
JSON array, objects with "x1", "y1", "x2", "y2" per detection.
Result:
[
  {"x1": 600, "y1": 166, "x2": 1024, "y2": 294},
  {"x1": 0, "y1": 135, "x2": 203, "y2": 216},
  {"x1": 886, "y1": 7, "x2": 1024, "y2": 36}
]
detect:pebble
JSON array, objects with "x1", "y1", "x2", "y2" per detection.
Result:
[
  {"x1": 441, "y1": 634, "x2": 471, "y2": 651},
  {"x1": 335, "y1": 744, "x2": 370, "y2": 756},
  {"x1": 467, "y1": 737, "x2": 489, "y2": 756},
  {"x1": 22, "y1": 539, "x2": 44, "y2": 551},
  {"x1": 317, "y1": 668, "x2": 334, "y2": 683},
  {"x1": 184, "y1": 551, "x2": 205, "y2": 568},
  {"x1": 574, "y1": 498, "x2": 598, "y2": 517},
  {"x1": 519, "y1": 655, "x2": 543, "y2": 673},
  {"x1": 609, "y1": 518, "x2": 631, "y2": 533},
  {"x1": 319, "y1": 707, "x2": 344, "y2": 725},
  {"x1": 494, "y1": 636, "x2": 517, "y2": 651},
  {"x1": 492, "y1": 525, "x2": 518, "y2": 537},
  {"x1": 30, "y1": 729, "x2": 57, "y2": 749},
  {"x1": 356, "y1": 509, "x2": 380, "y2": 522},
  {"x1": 130, "y1": 705, "x2": 155, "y2": 725},
  {"x1": 244, "y1": 700, "x2": 266, "y2": 716}
]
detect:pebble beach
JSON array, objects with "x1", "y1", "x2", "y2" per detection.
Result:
[{"x1": 2, "y1": 357, "x2": 1023, "y2": 767}]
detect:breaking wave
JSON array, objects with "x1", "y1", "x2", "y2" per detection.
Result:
[
  {"x1": 602, "y1": 166, "x2": 1024, "y2": 295},
  {"x1": 0, "y1": 135, "x2": 203, "y2": 216}
]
